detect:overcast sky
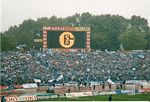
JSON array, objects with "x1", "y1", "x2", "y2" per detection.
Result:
[{"x1": 1, "y1": 0, "x2": 150, "y2": 32}]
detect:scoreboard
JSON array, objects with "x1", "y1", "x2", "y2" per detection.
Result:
[
  {"x1": 34, "y1": 26, "x2": 90, "y2": 51},
  {"x1": 47, "y1": 31, "x2": 86, "y2": 48}
]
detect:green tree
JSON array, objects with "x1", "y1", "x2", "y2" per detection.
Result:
[
  {"x1": 146, "y1": 28, "x2": 150, "y2": 49},
  {"x1": 1, "y1": 13, "x2": 150, "y2": 51},
  {"x1": 119, "y1": 27, "x2": 147, "y2": 50},
  {"x1": 130, "y1": 15, "x2": 149, "y2": 32},
  {"x1": 91, "y1": 33, "x2": 111, "y2": 50},
  {"x1": 1, "y1": 35, "x2": 16, "y2": 51},
  {"x1": 17, "y1": 19, "x2": 36, "y2": 49},
  {"x1": 91, "y1": 14, "x2": 128, "y2": 50}
]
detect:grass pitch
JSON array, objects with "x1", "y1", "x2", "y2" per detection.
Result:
[{"x1": 36, "y1": 93, "x2": 150, "y2": 101}]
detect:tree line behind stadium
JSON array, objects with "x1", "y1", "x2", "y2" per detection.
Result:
[{"x1": 1, "y1": 12, "x2": 150, "y2": 51}]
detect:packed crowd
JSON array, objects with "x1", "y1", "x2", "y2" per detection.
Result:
[{"x1": 1, "y1": 50, "x2": 150, "y2": 86}]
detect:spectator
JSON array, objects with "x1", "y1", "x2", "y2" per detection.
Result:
[
  {"x1": 1, "y1": 50, "x2": 150, "y2": 86},
  {"x1": 108, "y1": 95, "x2": 112, "y2": 101},
  {"x1": 102, "y1": 83, "x2": 105, "y2": 91},
  {"x1": 1, "y1": 96, "x2": 6, "y2": 102},
  {"x1": 109, "y1": 83, "x2": 111, "y2": 91},
  {"x1": 93, "y1": 84, "x2": 96, "y2": 91}
]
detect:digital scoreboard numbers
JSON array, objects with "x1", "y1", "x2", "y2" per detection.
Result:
[{"x1": 42, "y1": 26, "x2": 90, "y2": 51}]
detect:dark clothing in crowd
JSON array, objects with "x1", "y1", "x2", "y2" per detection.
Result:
[
  {"x1": 1, "y1": 96, "x2": 6, "y2": 102},
  {"x1": 108, "y1": 95, "x2": 112, "y2": 101},
  {"x1": 1, "y1": 50, "x2": 150, "y2": 86}
]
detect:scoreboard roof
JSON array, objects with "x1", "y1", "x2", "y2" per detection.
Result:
[{"x1": 43, "y1": 26, "x2": 90, "y2": 31}]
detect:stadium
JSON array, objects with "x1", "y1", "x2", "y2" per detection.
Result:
[{"x1": 1, "y1": 26, "x2": 150, "y2": 102}]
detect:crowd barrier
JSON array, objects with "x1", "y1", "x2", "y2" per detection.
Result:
[
  {"x1": 139, "y1": 88, "x2": 150, "y2": 93},
  {"x1": 1, "y1": 93, "x2": 61, "y2": 102},
  {"x1": 36, "y1": 93, "x2": 59, "y2": 99},
  {"x1": 93, "y1": 89, "x2": 140, "y2": 96},
  {"x1": 116, "y1": 89, "x2": 137, "y2": 94},
  {"x1": 66, "y1": 92, "x2": 92, "y2": 97},
  {"x1": 1, "y1": 88, "x2": 150, "y2": 101},
  {"x1": 4, "y1": 96, "x2": 38, "y2": 102},
  {"x1": 93, "y1": 91, "x2": 116, "y2": 96}
]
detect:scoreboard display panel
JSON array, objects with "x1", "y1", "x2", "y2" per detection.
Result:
[
  {"x1": 42, "y1": 26, "x2": 90, "y2": 50},
  {"x1": 47, "y1": 31, "x2": 86, "y2": 48}
]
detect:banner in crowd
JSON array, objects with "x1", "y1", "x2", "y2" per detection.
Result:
[
  {"x1": 0, "y1": 86, "x2": 8, "y2": 90},
  {"x1": 14, "y1": 85, "x2": 23, "y2": 89},
  {"x1": 107, "y1": 79, "x2": 116, "y2": 84},
  {"x1": 33, "y1": 79, "x2": 41, "y2": 83},
  {"x1": 22, "y1": 83, "x2": 38, "y2": 88}
]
